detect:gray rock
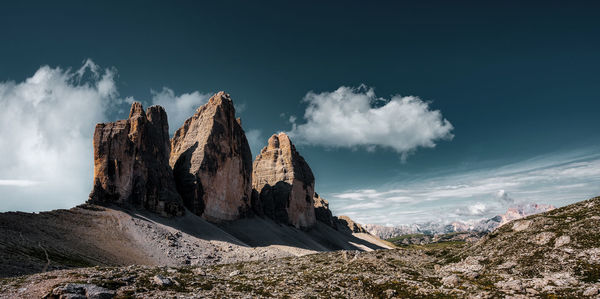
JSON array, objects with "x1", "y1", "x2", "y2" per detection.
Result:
[
  {"x1": 442, "y1": 274, "x2": 459, "y2": 287},
  {"x1": 44, "y1": 283, "x2": 115, "y2": 299},
  {"x1": 583, "y1": 286, "x2": 599, "y2": 296},
  {"x1": 153, "y1": 274, "x2": 172, "y2": 286}
]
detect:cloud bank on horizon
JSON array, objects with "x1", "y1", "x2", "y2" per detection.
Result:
[
  {"x1": 330, "y1": 150, "x2": 600, "y2": 226},
  {"x1": 287, "y1": 85, "x2": 454, "y2": 158}
]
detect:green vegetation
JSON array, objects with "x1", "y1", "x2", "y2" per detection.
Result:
[{"x1": 386, "y1": 233, "x2": 429, "y2": 243}]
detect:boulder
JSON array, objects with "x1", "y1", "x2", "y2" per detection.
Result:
[
  {"x1": 314, "y1": 192, "x2": 336, "y2": 229},
  {"x1": 252, "y1": 132, "x2": 316, "y2": 229},
  {"x1": 170, "y1": 92, "x2": 252, "y2": 221},
  {"x1": 88, "y1": 102, "x2": 184, "y2": 217}
]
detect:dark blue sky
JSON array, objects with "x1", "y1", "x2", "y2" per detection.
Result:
[{"x1": 1, "y1": 1, "x2": 599, "y2": 223}]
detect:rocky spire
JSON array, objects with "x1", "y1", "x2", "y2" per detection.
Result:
[
  {"x1": 170, "y1": 91, "x2": 253, "y2": 222},
  {"x1": 88, "y1": 102, "x2": 184, "y2": 217},
  {"x1": 252, "y1": 132, "x2": 316, "y2": 229}
]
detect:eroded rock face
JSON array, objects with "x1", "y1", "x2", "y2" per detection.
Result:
[
  {"x1": 88, "y1": 102, "x2": 184, "y2": 217},
  {"x1": 252, "y1": 133, "x2": 316, "y2": 229},
  {"x1": 314, "y1": 193, "x2": 336, "y2": 229},
  {"x1": 170, "y1": 92, "x2": 252, "y2": 222}
]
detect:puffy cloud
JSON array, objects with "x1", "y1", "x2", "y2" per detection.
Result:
[
  {"x1": 150, "y1": 87, "x2": 211, "y2": 133},
  {"x1": 0, "y1": 60, "x2": 122, "y2": 211},
  {"x1": 288, "y1": 85, "x2": 454, "y2": 158}
]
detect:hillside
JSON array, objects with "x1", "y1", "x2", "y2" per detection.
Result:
[
  {"x1": 2, "y1": 196, "x2": 598, "y2": 298},
  {"x1": 0, "y1": 204, "x2": 389, "y2": 279}
]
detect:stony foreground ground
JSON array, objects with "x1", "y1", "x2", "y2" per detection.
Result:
[
  {"x1": 2, "y1": 197, "x2": 600, "y2": 298},
  {"x1": 1, "y1": 243, "x2": 598, "y2": 298}
]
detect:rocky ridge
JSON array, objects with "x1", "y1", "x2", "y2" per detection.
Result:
[
  {"x1": 335, "y1": 215, "x2": 368, "y2": 234},
  {"x1": 313, "y1": 193, "x2": 335, "y2": 228},
  {"x1": 313, "y1": 193, "x2": 367, "y2": 234}
]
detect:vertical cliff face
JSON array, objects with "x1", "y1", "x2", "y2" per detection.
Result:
[
  {"x1": 88, "y1": 102, "x2": 184, "y2": 217},
  {"x1": 252, "y1": 133, "x2": 316, "y2": 229},
  {"x1": 169, "y1": 92, "x2": 253, "y2": 222}
]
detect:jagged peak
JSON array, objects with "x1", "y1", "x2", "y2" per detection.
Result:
[
  {"x1": 128, "y1": 102, "x2": 145, "y2": 118},
  {"x1": 265, "y1": 132, "x2": 294, "y2": 151}
]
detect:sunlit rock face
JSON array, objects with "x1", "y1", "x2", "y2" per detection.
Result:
[
  {"x1": 170, "y1": 91, "x2": 253, "y2": 222},
  {"x1": 88, "y1": 102, "x2": 184, "y2": 217},
  {"x1": 252, "y1": 133, "x2": 316, "y2": 229}
]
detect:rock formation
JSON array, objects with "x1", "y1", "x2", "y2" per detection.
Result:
[
  {"x1": 335, "y1": 215, "x2": 367, "y2": 234},
  {"x1": 252, "y1": 133, "x2": 316, "y2": 229},
  {"x1": 88, "y1": 102, "x2": 184, "y2": 217},
  {"x1": 170, "y1": 92, "x2": 253, "y2": 222},
  {"x1": 313, "y1": 193, "x2": 336, "y2": 229}
]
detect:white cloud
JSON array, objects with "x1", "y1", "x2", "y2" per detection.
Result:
[
  {"x1": 0, "y1": 180, "x2": 41, "y2": 187},
  {"x1": 287, "y1": 85, "x2": 454, "y2": 158},
  {"x1": 150, "y1": 87, "x2": 211, "y2": 133},
  {"x1": 328, "y1": 150, "x2": 600, "y2": 226},
  {"x1": 455, "y1": 202, "x2": 489, "y2": 216},
  {"x1": 0, "y1": 60, "x2": 122, "y2": 211}
]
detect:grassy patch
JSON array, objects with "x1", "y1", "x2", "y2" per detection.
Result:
[{"x1": 387, "y1": 234, "x2": 429, "y2": 243}]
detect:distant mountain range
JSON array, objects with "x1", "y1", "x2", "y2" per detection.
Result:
[{"x1": 364, "y1": 202, "x2": 555, "y2": 239}]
